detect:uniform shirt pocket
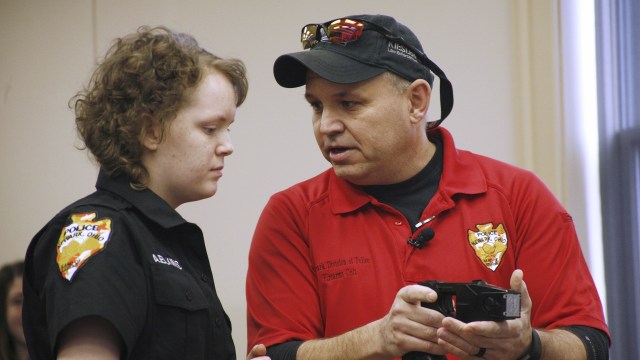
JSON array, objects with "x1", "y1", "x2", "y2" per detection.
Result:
[
  {"x1": 152, "y1": 265, "x2": 208, "y2": 310},
  {"x1": 147, "y1": 265, "x2": 210, "y2": 359}
]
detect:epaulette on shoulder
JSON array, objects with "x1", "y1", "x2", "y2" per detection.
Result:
[{"x1": 56, "y1": 190, "x2": 132, "y2": 217}]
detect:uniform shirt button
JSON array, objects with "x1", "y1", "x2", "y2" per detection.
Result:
[
  {"x1": 185, "y1": 290, "x2": 193, "y2": 301},
  {"x1": 394, "y1": 221, "x2": 403, "y2": 226},
  {"x1": 201, "y1": 273, "x2": 209, "y2": 282}
]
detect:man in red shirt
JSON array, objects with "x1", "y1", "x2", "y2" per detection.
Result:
[{"x1": 247, "y1": 14, "x2": 609, "y2": 359}]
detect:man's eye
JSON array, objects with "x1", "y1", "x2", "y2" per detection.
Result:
[
  {"x1": 204, "y1": 127, "x2": 216, "y2": 134},
  {"x1": 342, "y1": 101, "x2": 357, "y2": 109}
]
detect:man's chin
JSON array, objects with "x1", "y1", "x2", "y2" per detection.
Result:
[{"x1": 332, "y1": 166, "x2": 369, "y2": 185}]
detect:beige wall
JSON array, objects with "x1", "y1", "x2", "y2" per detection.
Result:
[{"x1": 1, "y1": 0, "x2": 581, "y2": 355}]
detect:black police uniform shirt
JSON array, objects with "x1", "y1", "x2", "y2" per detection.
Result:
[{"x1": 23, "y1": 169, "x2": 236, "y2": 360}]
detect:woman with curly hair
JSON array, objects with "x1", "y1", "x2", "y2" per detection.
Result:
[
  {"x1": 0, "y1": 260, "x2": 27, "y2": 360},
  {"x1": 22, "y1": 26, "x2": 267, "y2": 360}
]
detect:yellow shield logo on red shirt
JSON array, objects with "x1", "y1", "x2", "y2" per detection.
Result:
[
  {"x1": 57, "y1": 213, "x2": 112, "y2": 281},
  {"x1": 468, "y1": 223, "x2": 508, "y2": 271}
]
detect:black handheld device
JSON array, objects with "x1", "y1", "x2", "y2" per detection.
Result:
[
  {"x1": 418, "y1": 279, "x2": 521, "y2": 323},
  {"x1": 402, "y1": 280, "x2": 521, "y2": 360}
]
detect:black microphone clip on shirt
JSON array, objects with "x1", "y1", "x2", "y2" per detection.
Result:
[{"x1": 407, "y1": 215, "x2": 436, "y2": 249}]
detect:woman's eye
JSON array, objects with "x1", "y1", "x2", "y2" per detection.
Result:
[
  {"x1": 309, "y1": 101, "x2": 323, "y2": 113},
  {"x1": 204, "y1": 127, "x2": 216, "y2": 134},
  {"x1": 9, "y1": 295, "x2": 22, "y2": 306}
]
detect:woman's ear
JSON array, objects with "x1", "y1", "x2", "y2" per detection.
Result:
[
  {"x1": 141, "y1": 116, "x2": 162, "y2": 151},
  {"x1": 407, "y1": 79, "x2": 431, "y2": 124}
]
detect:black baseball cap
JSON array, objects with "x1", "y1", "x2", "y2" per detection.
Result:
[{"x1": 273, "y1": 14, "x2": 454, "y2": 127}]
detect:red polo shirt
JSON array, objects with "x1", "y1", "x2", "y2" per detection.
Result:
[{"x1": 246, "y1": 127, "x2": 609, "y2": 356}]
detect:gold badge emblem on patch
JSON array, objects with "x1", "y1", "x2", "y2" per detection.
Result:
[
  {"x1": 468, "y1": 223, "x2": 508, "y2": 271},
  {"x1": 57, "y1": 213, "x2": 112, "y2": 281}
]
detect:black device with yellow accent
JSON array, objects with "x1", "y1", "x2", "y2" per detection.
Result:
[
  {"x1": 402, "y1": 280, "x2": 521, "y2": 360},
  {"x1": 418, "y1": 279, "x2": 521, "y2": 322}
]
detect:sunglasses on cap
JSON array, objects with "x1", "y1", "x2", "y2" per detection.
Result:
[
  {"x1": 301, "y1": 18, "x2": 365, "y2": 49},
  {"x1": 300, "y1": 18, "x2": 454, "y2": 129}
]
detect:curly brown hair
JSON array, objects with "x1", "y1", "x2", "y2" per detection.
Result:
[{"x1": 72, "y1": 26, "x2": 248, "y2": 189}]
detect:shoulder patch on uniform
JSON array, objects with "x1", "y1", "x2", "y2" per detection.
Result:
[
  {"x1": 57, "y1": 212, "x2": 112, "y2": 281},
  {"x1": 467, "y1": 222, "x2": 508, "y2": 271}
]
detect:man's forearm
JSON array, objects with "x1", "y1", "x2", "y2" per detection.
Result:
[
  {"x1": 537, "y1": 328, "x2": 586, "y2": 360},
  {"x1": 296, "y1": 319, "x2": 387, "y2": 360}
]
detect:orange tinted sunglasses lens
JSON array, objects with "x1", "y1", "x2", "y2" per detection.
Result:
[
  {"x1": 326, "y1": 19, "x2": 364, "y2": 44},
  {"x1": 301, "y1": 19, "x2": 365, "y2": 49}
]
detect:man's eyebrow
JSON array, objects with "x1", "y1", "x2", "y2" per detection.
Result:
[{"x1": 305, "y1": 90, "x2": 353, "y2": 100}]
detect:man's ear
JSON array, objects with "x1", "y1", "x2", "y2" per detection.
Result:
[
  {"x1": 407, "y1": 79, "x2": 431, "y2": 124},
  {"x1": 141, "y1": 116, "x2": 162, "y2": 151}
]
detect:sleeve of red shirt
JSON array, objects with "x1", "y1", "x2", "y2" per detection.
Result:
[
  {"x1": 508, "y1": 170, "x2": 610, "y2": 342},
  {"x1": 246, "y1": 190, "x2": 322, "y2": 351}
]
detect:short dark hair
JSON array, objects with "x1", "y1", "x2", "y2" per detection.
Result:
[
  {"x1": 72, "y1": 26, "x2": 248, "y2": 189},
  {"x1": 0, "y1": 260, "x2": 24, "y2": 360}
]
